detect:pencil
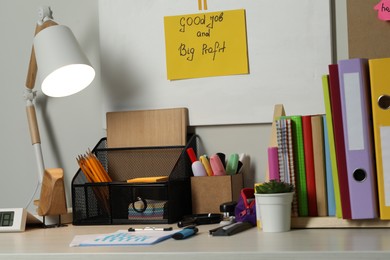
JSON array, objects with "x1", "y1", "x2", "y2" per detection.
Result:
[{"x1": 77, "y1": 152, "x2": 111, "y2": 183}]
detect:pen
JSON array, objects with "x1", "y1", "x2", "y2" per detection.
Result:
[{"x1": 128, "y1": 227, "x2": 173, "y2": 231}]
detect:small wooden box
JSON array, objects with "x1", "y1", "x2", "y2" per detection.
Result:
[{"x1": 190, "y1": 174, "x2": 243, "y2": 214}]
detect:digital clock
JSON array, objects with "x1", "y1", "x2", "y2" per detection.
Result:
[
  {"x1": 0, "y1": 208, "x2": 28, "y2": 232},
  {"x1": 0, "y1": 211, "x2": 14, "y2": 226}
]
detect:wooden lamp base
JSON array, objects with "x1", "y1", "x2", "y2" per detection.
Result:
[{"x1": 34, "y1": 168, "x2": 67, "y2": 227}]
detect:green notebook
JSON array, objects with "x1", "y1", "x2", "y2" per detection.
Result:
[{"x1": 281, "y1": 115, "x2": 308, "y2": 217}]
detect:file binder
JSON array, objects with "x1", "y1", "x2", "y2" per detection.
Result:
[
  {"x1": 338, "y1": 58, "x2": 377, "y2": 219},
  {"x1": 368, "y1": 57, "x2": 390, "y2": 219}
]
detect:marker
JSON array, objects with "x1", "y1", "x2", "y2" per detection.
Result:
[
  {"x1": 187, "y1": 148, "x2": 207, "y2": 177},
  {"x1": 226, "y1": 153, "x2": 239, "y2": 175},
  {"x1": 268, "y1": 147, "x2": 280, "y2": 181},
  {"x1": 199, "y1": 155, "x2": 214, "y2": 176},
  {"x1": 216, "y1": 152, "x2": 226, "y2": 168},
  {"x1": 210, "y1": 154, "x2": 226, "y2": 176},
  {"x1": 172, "y1": 225, "x2": 198, "y2": 240},
  {"x1": 236, "y1": 161, "x2": 243, "y2": 174},
  {"x1": 128, "y1": 227, "x2": 173, "y2": 231},
  {"x1": 238, "y1": 153, "x2": 250, "y2": 175},
  {"x1": 186, "y1": 148, "x2": 198, "y2": 163}
]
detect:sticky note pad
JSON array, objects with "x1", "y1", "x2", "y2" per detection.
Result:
[
  {"x1": 164, "y1": 9, "x2": 249, "y2": 80},
  {"x1": 127, "y1": 176, "x2": 169, "y2": 183}
]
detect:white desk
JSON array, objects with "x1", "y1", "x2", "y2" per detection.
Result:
[{"x1": 1, "y1": 224, "x2": 390, "y2": 260}]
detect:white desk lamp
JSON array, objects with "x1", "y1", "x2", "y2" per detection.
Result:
[{"x1": 21, "y1": 6, "x2": 95, "y2": 228}]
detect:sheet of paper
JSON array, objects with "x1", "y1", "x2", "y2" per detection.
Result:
[
  {"x1": 70, "y1": 229, "x2": 176, "y2": 247},
  {"x1": 164, "y1": 9, "x2": 248, "y2": 80},
  {"x1": 381, "y1": 126, "x2": 390, "y2": 206}
]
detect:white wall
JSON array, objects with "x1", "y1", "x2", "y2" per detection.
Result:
[
  {"x1": 0, "y1": 0, "x2": 348, "y2": 211},
  {"x1": 99, "y1": 0, "x2": 333, "y2": 126},
  {"x1": 0, "y1": 0, "x2": 104, "y2": 211}
]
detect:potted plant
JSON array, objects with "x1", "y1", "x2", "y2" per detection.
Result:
[{"x1": 254, "y1": 180, "x2": 294, "y2": 232}]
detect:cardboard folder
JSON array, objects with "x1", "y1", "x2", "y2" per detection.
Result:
[
  {"x1": 106, "y1": 108, "x2": 189, "y2": 148},
  {"x1": 105, "y1": 108, "x2": 189, "y2": 181},
  {"x1": 369, "y1": 57, "x2": 390, "y2": 219},
  {"x1": 338, "y1": 58, "x2": 377, "y2": 219}
]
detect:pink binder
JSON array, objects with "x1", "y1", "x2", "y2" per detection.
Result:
[{"x1": 338, "y1": 58, "x2": 378, "y2": 219}]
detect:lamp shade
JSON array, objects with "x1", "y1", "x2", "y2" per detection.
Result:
[{"x1": 33, "y1": 25, "x2": 95, "y2": 97}]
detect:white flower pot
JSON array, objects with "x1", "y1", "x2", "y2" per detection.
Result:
[{"x1": 255, "y1": 192, "x2": 294, "y2": 232}]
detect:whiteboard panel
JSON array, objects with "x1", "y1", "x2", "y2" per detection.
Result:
[{"x1": 99, "y1": 0, "x2": 332, "y2": 125}]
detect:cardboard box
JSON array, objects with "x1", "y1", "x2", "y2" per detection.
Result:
[{"x1": 190, "y1": 174, "x2": 243, "y2": 214}]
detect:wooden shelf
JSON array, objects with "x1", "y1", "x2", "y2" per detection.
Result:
[{"x1": 291, "y1": 217, "x2": 390, "y2": 228}]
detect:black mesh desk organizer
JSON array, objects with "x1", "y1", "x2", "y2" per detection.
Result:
[{"x1": 72, "y1": 135, "x2": 199, "y2": 225}]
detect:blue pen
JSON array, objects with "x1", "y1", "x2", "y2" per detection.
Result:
[{"x1": 172, "y1": 225, "x2": 198, "y2": 240}]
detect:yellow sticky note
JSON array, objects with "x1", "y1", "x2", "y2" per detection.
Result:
[
  {"x1": 164, "y1": 9, "x2": 249, "y2": 80},
  {"x1": 127, "y1": 176, "x2": 169, "y2": 183}
]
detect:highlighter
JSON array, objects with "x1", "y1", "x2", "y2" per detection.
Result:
[
  {"x1": 186, "y1": 148, "x2": 207, "y2": 177},
  {"x1": 236, "y1": 161, "x2": 243, "y2": 174},
  {"x1": 199, "y1": 155, "x2": 214, "y2": 176},
  {"x1": 268, "y1": 146, "x2": 280, "y2": 181},
  {"x1": 226, "y1": 153, "x2": 239, "y2": 175},
  {"x1": 216, "y1": 152, "x2": 226, "y2": 168},
  {"x1": 172, "y1": 226, "x2": 199, "y2": 240},
  {"x1": 238, "y1": 153, "x2": 249, "y2": 174},
  {"x1": 210, "y1": 154, "x2": 226, "y2": 176}
]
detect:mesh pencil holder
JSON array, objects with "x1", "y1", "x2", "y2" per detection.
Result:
[{"x1": 71, "y1": 134, "x2": 202, "y2": 225}]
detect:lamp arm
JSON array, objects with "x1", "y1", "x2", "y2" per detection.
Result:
[
  {"x1": 24, "y1": 88, "x2": 44, "y2": 183},
  {"x1": 24, "y1": 13, "x2": 57, "y2": 183},
  {"x1": 25, "y1": 19, "x2": 58, "y2": 89},
  {"x1": 23, "y1": 6, "x2": 68, "y2": 220}
]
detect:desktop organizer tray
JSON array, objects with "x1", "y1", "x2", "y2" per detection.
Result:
[{"x1": 71, "y1": 134, "x2": 201, "y2": 225}]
